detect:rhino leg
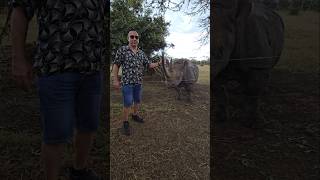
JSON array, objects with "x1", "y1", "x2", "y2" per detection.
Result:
[
  {"x1": 175, "y1": 87, "x2": 182, "y2": 100},
  {"x1": 213, "y1": 77, "x2": 229, "y2": 122},
  {"x1": 185, "y1": 84, "x2": 192, "y2": 102},
  {"x1": 242, "y1": 68, "x2": 270, "y2": 128},
  {"x1": 242, "y1": 95, "x2": 261, "y2": 128}
]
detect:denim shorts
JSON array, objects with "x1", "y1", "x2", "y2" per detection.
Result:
[
  {"x1": 122, "y1": 84, "x2": 142, "y2": 107},
  {"x1": 37, "y1": 72, "x2": 103, "y2": 144}
]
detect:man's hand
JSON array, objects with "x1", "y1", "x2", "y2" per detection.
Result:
[
  {"x1": 12, "y1": 56, "x2": 33, "y2": 90},
  {"x1": 149, "y1": 59, "x2": 164, "y2": 69},
  {"x1": 158, "y1": 59, "x2": 163, "y2": 66}
]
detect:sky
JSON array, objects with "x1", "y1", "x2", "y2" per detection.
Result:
[{"x1": 164, "y1": 9, "x2": 210, "y2": 61}]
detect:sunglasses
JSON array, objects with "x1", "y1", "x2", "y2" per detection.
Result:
[{"x1": 130, "y1": 35, "x2": 139, "y2": 39}]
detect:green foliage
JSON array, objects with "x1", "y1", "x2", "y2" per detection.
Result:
[
  {"x1": 278, "y1": 0, "x2": 320, "y2": 11},
  {"x1": 0, "y1": 0, "x2": 8, "y2": 8},
  {"x1": 144, "y1": 0, "x2": 210, "y2": 45},
  {"x1": 172, "y1": 58, "x2": 210, "y2": 65},
  {"x1": 110, "y1": 0, "x2": 170, "y2": 59}
]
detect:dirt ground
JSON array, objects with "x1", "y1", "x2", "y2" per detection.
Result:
[
  {"x1": 212, "y1": 69, "x2": 319, "y2": 180},
  {"x1": 110, "y1": 76, "x2": 210, "y2": 179},
  {"x1": 1, "y1": 67, "x2": 318, "y2": 180}
]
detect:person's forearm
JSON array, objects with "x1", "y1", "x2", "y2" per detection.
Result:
[
  {"x1": 149, "y1": 61, "x2": 160, "y2": 69},
  {"x1": 112, "y1": 64, "x2": 119, "y2": 81},
  {"x1": 11, "y1": 7, "x2": 28, "y2": 61}
]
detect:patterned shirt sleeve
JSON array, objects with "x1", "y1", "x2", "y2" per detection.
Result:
[
  {"x1": 113, "y1": 47, "x2": 124, "y2": 67},
  {"x1": 10, "y1": 0, "x2": 38, "y2": 20}
]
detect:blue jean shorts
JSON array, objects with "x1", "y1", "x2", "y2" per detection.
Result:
[
  {"x1": 122, "y1": 84, "x2": 142, "y2": 107},
  {"x1": 37, "y1": 72, "x2": 103, "y2": 144}
]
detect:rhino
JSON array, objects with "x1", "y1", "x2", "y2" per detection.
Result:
[
  {"x1": 212, "y1": 0, "x2": 284, "y2": 127},
  {"x1": 161, "y1": 57, "x2": 199, "y2": 102}
]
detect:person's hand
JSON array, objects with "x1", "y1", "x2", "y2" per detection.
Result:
[
  {"x1": 11, "y1": 56, "x2": 33, "y2": 91},
  {"x1": 158, "y1": 59, "x2": 164, "y2": 66}
]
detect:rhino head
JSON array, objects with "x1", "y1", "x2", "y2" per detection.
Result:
[
  {"x1": 161, "y1": 56, "x2": 199, "y2": 88},
  {"x1": 213, "y1": 0, "x2": 281, "y2": 77},
  {"x1": 161, "y1": 58, "x2": 185, "y2": 87},
  {"x1": 213, "y1": 0, "x2": 253, "y2": 76}
]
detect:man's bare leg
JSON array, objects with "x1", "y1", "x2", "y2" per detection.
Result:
[
  {"x1": 133, "y1": 103, "x2": 140, "y2": 115},
  {"x1": 74, "y1": 131, "x2": 95, "y2": 170},
  {"x1": 132, "y1": 103, "x2": 144, "y2": 123},
  {"x1": 42, "y1": 143, "x2": 64, "y2": 180},
  {"x1": 123, "y1": 106, "x2": 130, "y2": 121}
]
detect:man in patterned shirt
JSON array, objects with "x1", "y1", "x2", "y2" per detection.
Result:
[
  {"x1": 10, "y1": 0, "x2": 106, "y2": 179},
  {"x1": 112, "y1": 30, "x2": 162, "y2": 136}
]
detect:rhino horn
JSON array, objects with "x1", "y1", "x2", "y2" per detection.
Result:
[{"x1": 161, "y1": 51, "x2": 171, "y2": 78}]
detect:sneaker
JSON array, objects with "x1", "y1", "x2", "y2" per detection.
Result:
[
  {"x1": 122, "y1": 121, "x2": 131, "y2": 136},
  {"x1": 69, "y1": 167, "x2": 101, "y2": 180},
  {"x1": 132, "y1": 114, "x2": 144, "y2": 123}
]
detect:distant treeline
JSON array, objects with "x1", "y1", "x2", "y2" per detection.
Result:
[
  {"x1": 0, "y1": 0, "x2": 7, "y2": 8},
  {"x1": 273, "y1": 0, "x2": 320, "y2": 15},
  {"x1": 277, "y1": 0, "x2": 320, "y2": 11},
  {"x1": 171, "y1": 58, "x2": 210, "y2": 66},
  {"x1": 187, "y1": 59, "x2": 210, "y2": 66}
]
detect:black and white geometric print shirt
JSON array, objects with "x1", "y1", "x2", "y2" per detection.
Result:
[
  {"x1": 113, "y1": 45, "x2": 151, "y2": 85},
  {"x1": 10, "y1": 0, "x2": 107, "y2": 75}
]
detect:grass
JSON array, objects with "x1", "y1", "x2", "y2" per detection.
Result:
[
  {"x1": 197, "y1": 65, "x2": 210, "y2": 85},
  {"x1": 110, "y1": 64, "x2": 210, "y2": 179},
  {"x1": 276, "y1": 10, "x2": 319, "y2": 73},
  {"x1": 110, "y1": 94, "x2": 210, "y2": 179},
  {"x1": 0, "y1": 12, "x2": 38, "y2": 46},
  {"x1": 110, "y1": 64, "x2": 210, "y2": 121}
]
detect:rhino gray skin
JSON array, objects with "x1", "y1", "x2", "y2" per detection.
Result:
[
  {"x1": 212, "y1": 0, "x2": 284, "y2": 127},
  {"x1": 162, "y1": 58, "x2": 199, "y2": 102}
]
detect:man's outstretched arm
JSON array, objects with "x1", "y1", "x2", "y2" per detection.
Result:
[
  {"x1": 112, "y1": 64, "x2": 120, "y2": 90},
  {"x1": 11, "y1": 7, "x2": 33, "y2": 89},
  {"x1": 148, "y1": 59, "x2": 162, "y2": 69}
]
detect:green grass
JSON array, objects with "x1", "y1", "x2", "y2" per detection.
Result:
[
  {"x1": 0, "y1": 12, "x2": 38, "y2": 45},
  {"x1": 197, "y1": 65, "x2": 210, "y2": 85},
  {"x1": 276, "y1": 11, "x2": 319, "y2": 73}
]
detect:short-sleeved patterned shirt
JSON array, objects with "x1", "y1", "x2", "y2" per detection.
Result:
[
  {"x1": 10, "y1": 0, "x2": 107, "y2": 75},
  {"x1": 113, "y1": 46, "x2": 150, "y2": 85}
]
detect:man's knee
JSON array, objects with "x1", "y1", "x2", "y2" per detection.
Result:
[
  {"x1": 122, "y1": 85, "x2": 134, "y2": 107},
  {"x1": 133, "y1": 84, "x2": 142, "y2": 103}
]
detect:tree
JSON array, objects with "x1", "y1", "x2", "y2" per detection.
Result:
[
  {"x1": 143, "y1": 0, "x2": 210, "y2": 45},
  {"x1": 0, "y1": 0, "x2": 8, "y2": 8},
  {"x1": 110, "y1": 0, "x2": 170, "y2": 59}
]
